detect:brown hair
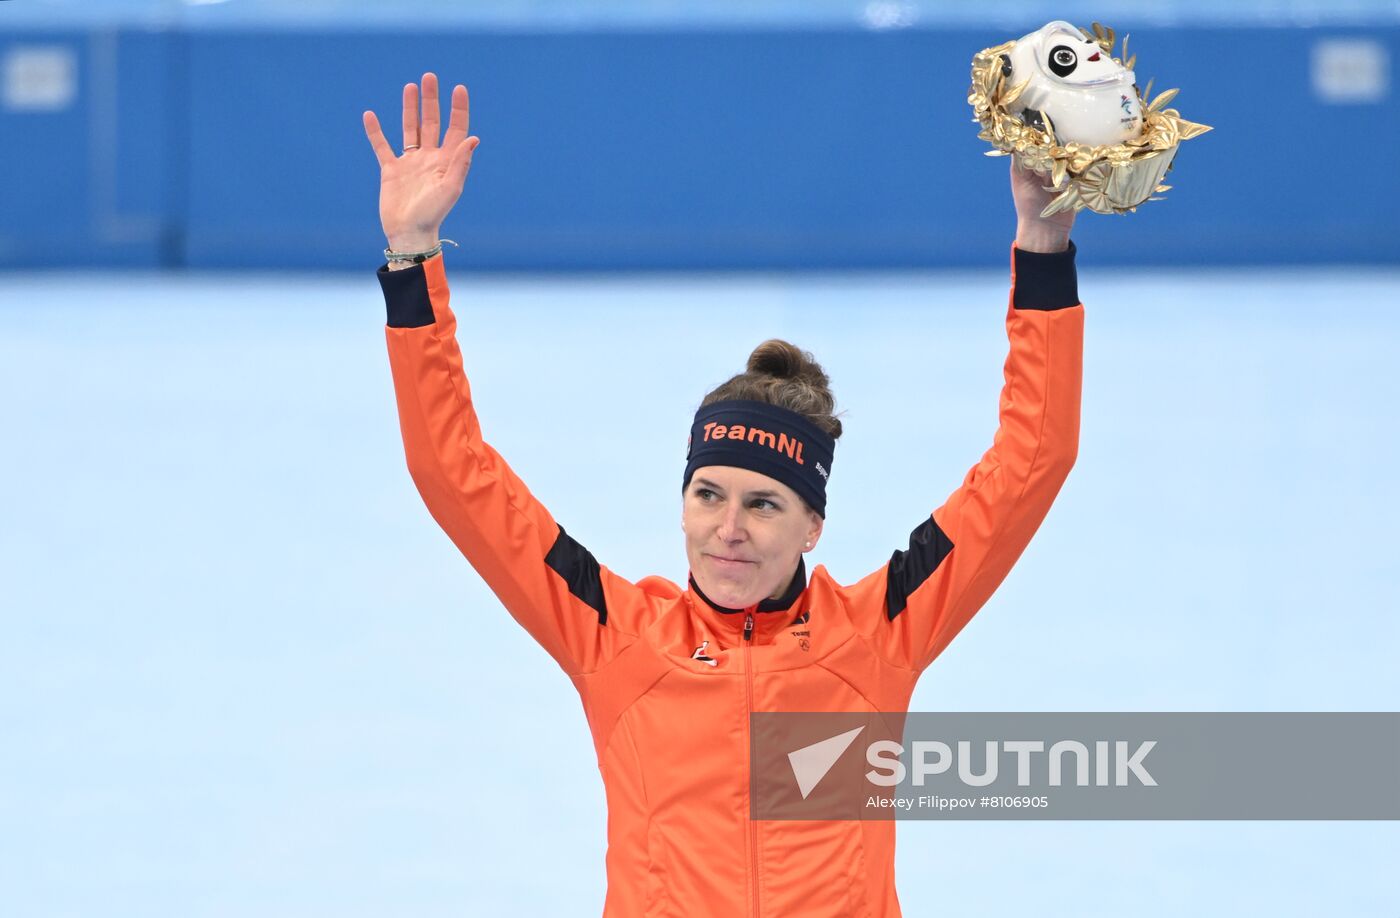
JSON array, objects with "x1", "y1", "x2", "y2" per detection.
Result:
[{"x1": 701, "y1": 339, "x2": 843, "y2": 440}]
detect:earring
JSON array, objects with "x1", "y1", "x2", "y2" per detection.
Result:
[{"x1": 805, "y1": 541, "x2": 812, "y2": 549}]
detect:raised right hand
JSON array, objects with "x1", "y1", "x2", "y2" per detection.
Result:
[{"x1": 362, "y1": 72, "x2": 481, "y2": 252}]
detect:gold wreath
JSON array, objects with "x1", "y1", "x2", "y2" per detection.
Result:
[{"x1": 968, "y1": 22, "x2": 1213, "y2": 216}]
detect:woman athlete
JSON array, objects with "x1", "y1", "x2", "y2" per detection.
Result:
[{"x1": 364, "y1": 73, "x2": 1081, "y2": 918}]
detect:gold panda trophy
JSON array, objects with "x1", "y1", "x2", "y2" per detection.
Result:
[{"x1": 969, "y1": 22, "x2": 1212, "y2": 217}]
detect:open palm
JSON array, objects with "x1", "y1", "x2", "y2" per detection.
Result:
[{"x1": 362, "y1": 72, "x2": 480, "y2": 251}]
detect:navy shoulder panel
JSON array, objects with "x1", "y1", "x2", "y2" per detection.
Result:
[
  {"x1": 545, "y1": 525, "x2": 609, "y2": 626},
  {"x1": 885, "y1": 515, "x2": 955, "y2": 621}
]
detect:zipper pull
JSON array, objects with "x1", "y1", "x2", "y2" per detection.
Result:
[{"x1": 743, "y1": 613, "x2": 754, "y2": 642}]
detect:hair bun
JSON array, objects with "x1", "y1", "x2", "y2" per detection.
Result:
[
  {"x1": 746, "y1": 339, "x2": 828, "y2": 388},
  {"x1": 700, "y1": 338, "x2": 842, "y2": 440}
]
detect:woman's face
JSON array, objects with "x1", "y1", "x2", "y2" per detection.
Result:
[{"x1": 682, "y1": 465, "x2": 823, "y2": 609}]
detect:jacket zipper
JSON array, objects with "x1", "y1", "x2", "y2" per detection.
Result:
[{"x1": 743, "y1": 610, "x2": 759, "y2": 918}]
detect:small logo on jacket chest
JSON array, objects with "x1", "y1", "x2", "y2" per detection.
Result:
[
  {"x1": 790, "y1": 609, "x2": 812, "y2": 650},
  {"x1": 691, "y1": 641, "x2": 718, "y2": 667}
]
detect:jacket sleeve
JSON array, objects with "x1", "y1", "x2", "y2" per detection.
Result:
[
  {"x1": 846, "y1": 241, "x2": 1084, "y2": 673},
  {"x1": 379, "y1": 254, "x2": 646, "y2": 677}
]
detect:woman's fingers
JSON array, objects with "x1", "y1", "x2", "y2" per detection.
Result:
[
  {"x1": 362, "y1": 110, "x2": 395, "y2": 166},
  {"x1": 401, "y1": 81, "x2": 419, "y2": 151},
  {"x1": 442, "y1": 84, "x2": 470, "y2": 150},
  {"x1": 448, "y1": 136, "x2": 480, "y2": 190},
  {"x1": 420, "y1": 72, "x2": 441, "y2": 148}
]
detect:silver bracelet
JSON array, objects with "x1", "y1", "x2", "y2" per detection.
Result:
[{"x1": 384, "y1": 238, "x2": 459, "y2": 264}]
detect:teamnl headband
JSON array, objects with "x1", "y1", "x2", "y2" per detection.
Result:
[{"x1": 682, "y1": 399, "x2": 835, "y2": 518}]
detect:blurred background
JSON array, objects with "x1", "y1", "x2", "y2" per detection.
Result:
[{"x1": 2, "y1": 1, "x2": 1398, "y2": 916}]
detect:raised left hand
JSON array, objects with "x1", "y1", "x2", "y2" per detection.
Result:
[{"x1": 1010, "y1": 158, "x2": 1075, "y2": 252}]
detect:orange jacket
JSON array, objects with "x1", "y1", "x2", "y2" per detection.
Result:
[{"x1": 379, "y1": 244, "x2": 1083, "y2": 917}]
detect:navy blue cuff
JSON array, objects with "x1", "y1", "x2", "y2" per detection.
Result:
[
  {"x1": 377, "y1": 262, "x2": 436, "y2": 328},
  {"x1": 1012, "y1": 240, "x2": 1079, "y2": 311}
]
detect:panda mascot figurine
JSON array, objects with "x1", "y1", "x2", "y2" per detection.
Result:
[
  {"x1": 969, "y1": 21, "x2": 1211, "y2": 216},
  {"x1": 1006, "y1": 20, "x2": 1144, "y2": 147}
]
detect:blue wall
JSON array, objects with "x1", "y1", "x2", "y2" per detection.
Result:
[
  {"x1": 2, "y1": 23, "x2": 1397, "y2": 269},
  {"x1": 0, "y1": 27, "x2": 180, "y2": 267}
]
